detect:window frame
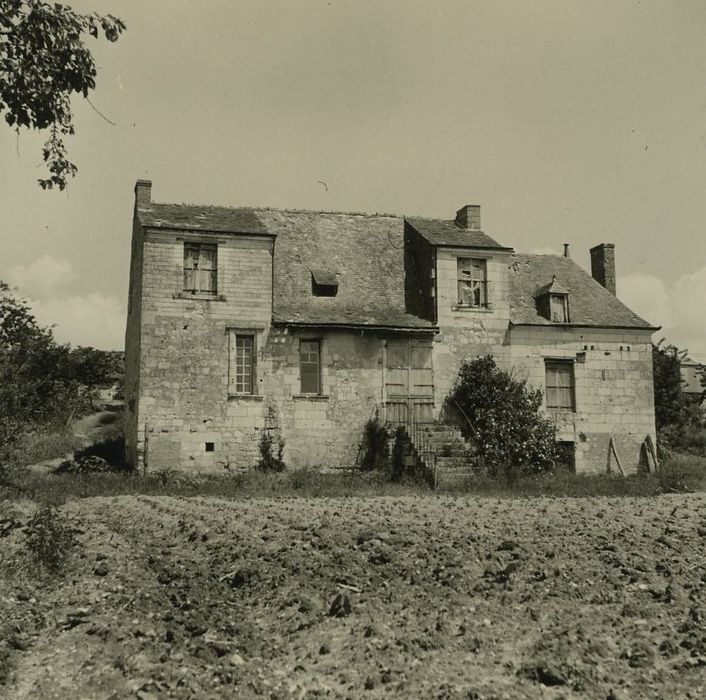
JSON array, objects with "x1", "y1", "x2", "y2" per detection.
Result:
[
  {"x1": 299, "y1": 338, "x2": 322, "y2": 395},
  {"x1": 456, "y1": 257, "x2": 488, "y2": 308},
  {"x1": 183, "y1": 241, "x2": 218, "y2": 296},
  {"x1": 550, "y1": 293, "x2": 570, "y2": 323},
  {"x1": 545, "y1": 359, "x2": 576, "y2": 412},
  {"x1": 228, "y1": 329, "x2": 258, "y2": 396}
]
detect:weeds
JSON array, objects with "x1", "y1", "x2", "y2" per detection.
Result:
[
  {"x1": 256, "y1": 430, "x2": 285, "y2": 473},
  {"x1": 23, "y1": 504, "x2": 77, "y2": 574}
]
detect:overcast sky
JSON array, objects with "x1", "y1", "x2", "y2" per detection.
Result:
[{"x1": 1, "y1": 0, "x2": 705, "y2": 358}]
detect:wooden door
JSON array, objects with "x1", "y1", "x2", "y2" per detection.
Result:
[{"x1": 385, "y1": 339, "x2": 434, "y2": 424}]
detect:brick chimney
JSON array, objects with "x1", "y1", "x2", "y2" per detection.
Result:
[
  {"x1": 455, "y1": 204, "x2": 481, "y2": 229},
  {"x1": 134, "y1": 179, "x2": 152, "y2": 210},
  {"x1": 590, "y1": 243, "x2": 616, "y2": 295}
]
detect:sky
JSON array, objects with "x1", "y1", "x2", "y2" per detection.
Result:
[{"x1": 1, "y1": 0, "x2": 705, "y2": 358}]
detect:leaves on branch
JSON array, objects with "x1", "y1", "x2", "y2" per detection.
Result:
[{"x1": 0, "y1": 0, "x2": 125, "y2": 190}]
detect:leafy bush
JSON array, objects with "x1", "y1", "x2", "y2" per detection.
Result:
[
  {"x1": 23, "y1": 504, "x2": 77, "y2": 574},
  {"x1": 359, "y1": 418, "x2": 389, "y2": 472},
  {"x1": 256, "y1": 430, "x2": 285, "y2": 472},
  {"x1": 447, "y1": 356, "x2": 559, "y2": 476}
]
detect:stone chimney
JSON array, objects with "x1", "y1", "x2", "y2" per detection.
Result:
[
  {"x1": 563, "y1": 243, "x2": 570, "y2": 258},
  {"x1": 590, "y1": 243, "x2": 616, "y2": 295},
  {"x1": 134, "y1": 179, "x2": 152, "y2": 210},
  {"x1": 455, "y1": 204, "x2": 481, "y2": 230}
]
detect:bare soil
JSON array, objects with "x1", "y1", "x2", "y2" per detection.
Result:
[{"x1": 2, "y1": 493, "x2": 706, "y2": 699}]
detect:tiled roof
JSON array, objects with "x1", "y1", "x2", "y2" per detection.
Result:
[
  {"x1": 508, "y1": 254, "x2": 657, "y2": 329},
  {"x1": 259, "y1": 209, "x2": 435, "y2": 328},
  {"x1": 139, "y1": 203, "x2": 272, "y2": 235},
  {"x1": 138, "y1": 203, "x2": 435, "y2": 330},
  {"x1": 406, "y1": 218, "x2": 510, "y2": 249}
]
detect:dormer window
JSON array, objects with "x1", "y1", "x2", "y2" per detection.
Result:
[
  {"x1": 311, "y1": 269, "x2": 338, "y2": 297},
  {"x1": 536, "y1": 275, "x2": 570, "y2": 323},
  {"x1": 550, "y1": 294, "x2": 569, "y2": 323},
  {"x1": 457, "y1": 258, "x2": 488, "y2": 307}
]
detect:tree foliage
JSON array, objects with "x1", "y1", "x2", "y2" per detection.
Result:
[
  {"x1": 0, "y1": 281, "x2": 118, "y2": 470},
  {"x1": 652, "y1": 339, "x2": 706, "y2": 456},
  {"x1": 447, "y1": 356, "x2": 560, "y2": 475},
  {"x1": 0, "y1": 0, "x2": 125, "y2": 189}
]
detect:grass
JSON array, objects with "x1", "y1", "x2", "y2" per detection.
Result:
[{"x1": 2, "y1": 454, "x2": 705, "y2": 505}]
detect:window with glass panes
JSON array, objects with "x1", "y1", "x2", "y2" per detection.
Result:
[
  {"x1": 233, "y1": 334, "x2": 255, "y2": 394},
  {"x1": 300, "y1": 340, "x2": 321, "y2": 394},
  {"x1": 457, "y1": 258, "x2": 487, "y2": 307},
  {"x1": 183, "y1": 243, "x2": 217, "y2": 294},
  {"x1": 545, "y1": 361, "x2": 575, "y2": 410}
]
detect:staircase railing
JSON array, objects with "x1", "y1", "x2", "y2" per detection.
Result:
[{"x1": 383, "y1": 400, "x2": 437, "y2": 484}]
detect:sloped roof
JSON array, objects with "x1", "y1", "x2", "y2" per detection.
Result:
[
  {"x1": 509, "y1": 255, "x2": 657, "y2": 329},
  {"x1": 536, "y1": 275, "x2": 570, "y2": 296},
  {"x1": 406, "y1": 218, "x2": 510, "y2": 249},
  {"x1": 139, "y1": 203, "x2": 272, "y2": 235},
  {"x1": 137, "y1": 202, "x2": 435, "y2": 330}
]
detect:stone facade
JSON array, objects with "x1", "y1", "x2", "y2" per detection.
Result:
[{"x1": 125, "y1": 181, "x2": 658, "y2": 476}]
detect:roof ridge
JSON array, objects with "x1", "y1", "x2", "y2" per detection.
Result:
[{"x1": 151, "y1": 201, "x2": 403, "y2": 219}]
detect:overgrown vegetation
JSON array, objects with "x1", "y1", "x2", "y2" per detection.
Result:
[
  {"x1": 2, "y1": 453, "x2": 704, "y2": 503},
  {"x1": 447, "y1": 356, "x2": 560, "y2": 476},
  {"x1": 359, "y1": 417, "x2": 389, "y2": 472},
  {"x1": 255, "y1": 430, "x2": 285, "y2": 473},
  {"x1": 23, "y1": 503, "x2": 77, "y2": 574},
  {"x1": 652, "y1": 339, "x2": 706, "y2": 458},
  {"x1": 0, "y1": 282, "x2": 120, "y2": 478}
]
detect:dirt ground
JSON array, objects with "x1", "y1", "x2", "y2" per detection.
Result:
[{"x1": 1, "y1": 493, "x2": 706, "y2": 699}]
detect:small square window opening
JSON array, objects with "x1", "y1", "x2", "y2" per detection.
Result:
[{"x1": 205, "y1": 442, "x2": 215, "y2": 452}]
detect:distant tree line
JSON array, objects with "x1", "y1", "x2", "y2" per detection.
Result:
[
  {"x1": 0, "y1": 281, "x2": 122, "y2": 473},
  {"x1": 652, "y1": 339, "x2": 705, "y2": 457}
]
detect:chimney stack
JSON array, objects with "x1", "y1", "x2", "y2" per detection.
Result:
[
  {"x1": 134, "y1": 179, "x2": 152, "y2": 210},
  {"x1": 563, "y1": 243, "x2": 570, "y2": 258},
  {"x1": 590, "y1": 243, "x2": 616, "y2": 295},
  {"x1": 455, "y1": 204, "x2": 481, "y2": 230}
]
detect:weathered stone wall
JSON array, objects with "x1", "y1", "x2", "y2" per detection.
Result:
[
  {"x1": 123, "y1": 214, "x2": 144, "y2": 467},
  {"x1": 129, "y1": 225, "x2": 393, "y2": 472},
  {"x1": 132, "y1": 228, "x2": 273, "y2": 472},
  {"x1": 432, "y1": 247, "x2": 513, "y2": 410},
  {"x1": 507, "y1": 326, "x2": 655, "y2": 473}
]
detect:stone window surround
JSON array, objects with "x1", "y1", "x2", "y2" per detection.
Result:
[
  {"x1": 544, "y1": 357, "x2": 576, "y2": 412},
  {"x1": 455, "y1": 255, "x2": 490, "y2": 310},
  {"x1": 299, "y1": 337, "x2": 324, "y2": 396},
  {"x1": 183, "y1": 240, "x2": 218, "y2": 295},
  {"x1": 226, "y1": 325, "x2": 265, "y2": 398}
]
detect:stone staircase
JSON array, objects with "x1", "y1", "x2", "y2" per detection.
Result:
[{"x1": 405, "y1": 422, "x2": 478, "y2": 489}]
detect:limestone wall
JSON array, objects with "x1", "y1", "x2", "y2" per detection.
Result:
[
  {"x1": 432, "y1": 247, "x2": 513, "y2": 412},
  {"x1": 507, "y1": 326, "x2": 656, "y2": 473}
]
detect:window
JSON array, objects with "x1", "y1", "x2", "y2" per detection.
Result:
[
  {"x1": 457, "y1": 258, "x2": 488, "y2": 307},
  {"x1": 300, "y1": 340, "x2": 321, "y2": 394},
  {"x1": 550, "y1": 294, "x2": 569, "y2": 323},
  {"x1": 183, "y1": 243, "x2": 217, "y2": 294},
  {"x1": 545, "y1": 361, "x2": 575, "y2": 411},
  {"x1": 229, "y1": 332, "x2": 256, "y2": 395}
]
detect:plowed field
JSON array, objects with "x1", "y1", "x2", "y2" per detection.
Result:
[{"x1": 2, "y1": 494, "x2": 706, "y2": 698}]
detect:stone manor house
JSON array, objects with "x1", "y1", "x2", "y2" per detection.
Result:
[{"x1": 125, "y1": 180, "x2": 658, "y2": 477}]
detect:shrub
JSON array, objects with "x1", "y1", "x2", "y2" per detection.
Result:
[
  {"x1": 359, "y1": 418, "x2": 389, "y2": 472},
  {"x1": 256, "y1": 430, "x2": 285, "y2": 473},
  {"x1": 23, "y1": 504, "x2": 77, "y2": 574},
  {"x1": 390, "y1": 426, "x2": 407, "y2": 482},
  {"x1": 447, "y1": 356, "x2": 559, "y2": 476}
]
